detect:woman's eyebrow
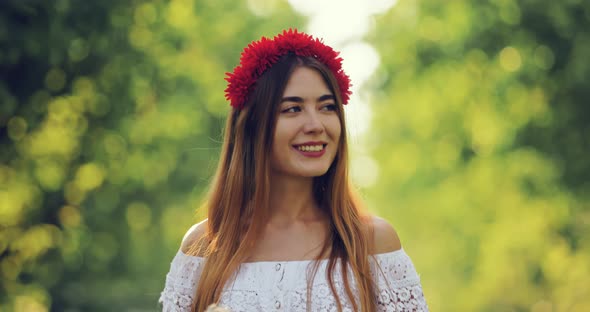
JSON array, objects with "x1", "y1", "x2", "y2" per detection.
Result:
[
  {"x1": 280, "y1": 96, "x2": 304, "y2": 103},
  {"x1": 280, "y1": 94, "x2": 334, "y2": 103},
  {"x1": 318, "y1": 94, "x2": 335, "y2": 102}
]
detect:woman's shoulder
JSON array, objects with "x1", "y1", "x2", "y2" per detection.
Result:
[
  {"x1": 180, "y1": 219, "x2": 209, "y2": 256},
  {"x1": 366, "y1": 217, "x2": 424, "y2": 290},
  {"x1": 368, "y1": 215, "x2": 402, "y2": 254},
  {"x1": 180, "y1": 217, "x2": 401, "y2": 255}
]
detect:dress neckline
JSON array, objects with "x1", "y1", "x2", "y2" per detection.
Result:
[{"x1": 177, "y1": 248, "x2": 406, "y2": 266}]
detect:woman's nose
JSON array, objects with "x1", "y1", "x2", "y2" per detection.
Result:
[{"x1": 302, "y1": 112, "x2": 324, "y2": 134}]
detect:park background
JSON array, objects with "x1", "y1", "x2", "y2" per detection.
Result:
[{"x1": 1, "y1": 0, "x2": 589, "y2": 311}]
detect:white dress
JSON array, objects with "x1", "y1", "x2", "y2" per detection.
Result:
[{"x1": 159, "y1": 248, "x2": 428, "y2": 311}]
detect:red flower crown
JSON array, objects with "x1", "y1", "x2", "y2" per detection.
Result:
[{"x1": 224, "y1": 29, "x2": 352, "y2": 109}]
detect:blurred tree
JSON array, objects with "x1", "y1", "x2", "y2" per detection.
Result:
[
  {"x1": 367, "y1": 0, "x2": 590, "y2": 311},
  {"x1": 0, "y1": 0, "x2": 302, "y2": 311}
]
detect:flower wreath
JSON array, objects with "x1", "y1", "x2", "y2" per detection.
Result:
[{"x1": 224, "y1": 29, "x2": 352, "y2": 109}]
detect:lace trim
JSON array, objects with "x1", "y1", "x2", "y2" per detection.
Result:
[
  {"x1": 376, "y1": 285, "x2": 428, "y2": 311},
  {"x1": 159, "y1": 248, "x2": 428, "y2": 311},
  {"x1": 159, "y1": 250, "x2": 204, "y2": 311}
]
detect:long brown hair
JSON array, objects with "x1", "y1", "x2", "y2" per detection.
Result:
[{"x1": 188, "y1": 54, "x2": 376, "y2": 312}]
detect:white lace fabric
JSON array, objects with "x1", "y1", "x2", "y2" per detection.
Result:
[{"x1": 159, "y1": 248, "x2": 428, "y2": 311}]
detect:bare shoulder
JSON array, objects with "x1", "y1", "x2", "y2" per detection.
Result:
[
  {"x1": 180, "y1": 219, "x2": 209, "y2": 256},
  {"x1": 370, "y1": 216, "x2": 402, "y2": 254}
]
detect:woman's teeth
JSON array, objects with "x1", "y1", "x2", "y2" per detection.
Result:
[{"x1": 297, "y1": 145, "x2": 324, "y2": 152}]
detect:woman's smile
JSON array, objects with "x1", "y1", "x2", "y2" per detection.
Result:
[{"x1": 293, "y1": 142, "x2": 327, "y2": 157}]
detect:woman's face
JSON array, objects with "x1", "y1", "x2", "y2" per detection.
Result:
[{"x1": 270, "y1": 66, "x2": 341, "y2": 179}]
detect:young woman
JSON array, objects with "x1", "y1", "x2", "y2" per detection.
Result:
[{"x1": 159, "y1": 29, "x2": 428, "y2": 312}]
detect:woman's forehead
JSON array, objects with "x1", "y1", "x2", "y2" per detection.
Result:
[{"x1": 282, "y1": 67, "x2": 332, "y2": 97}]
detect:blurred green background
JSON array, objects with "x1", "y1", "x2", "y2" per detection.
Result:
[{"x1": 1, "y1": 0, "x2": 589, "y2": 311}]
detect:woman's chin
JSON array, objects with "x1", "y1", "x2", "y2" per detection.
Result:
[{"x1": 300, "y1": 167, "x2": 332, "y2": 178}]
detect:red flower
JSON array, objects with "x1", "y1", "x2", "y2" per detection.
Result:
[{"x1": 225, "y1": 29, "x2": 352, "y2": 109}]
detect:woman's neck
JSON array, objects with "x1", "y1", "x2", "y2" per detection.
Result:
[{"x1": 268, "y1": 175, "x2": 323, "y2": 225}]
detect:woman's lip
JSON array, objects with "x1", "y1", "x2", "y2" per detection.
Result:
[
  {"x1": 292, "y1": 141, "x2": 327, "y2": 146},
  {"x1": 292, "y1": 145, "x2": 327, "y2": 158}
]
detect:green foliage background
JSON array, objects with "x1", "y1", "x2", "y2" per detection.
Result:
[{"x1": 0, "y1": 0, "x2": 588, "y2": 311}]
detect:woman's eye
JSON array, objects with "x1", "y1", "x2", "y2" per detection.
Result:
[
  {"x1": 321, "y1": 104, "x2": 337, "y2": 111},
  {"x1": 282, "y1": 106, "x2": 301, "y2": 113}
]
